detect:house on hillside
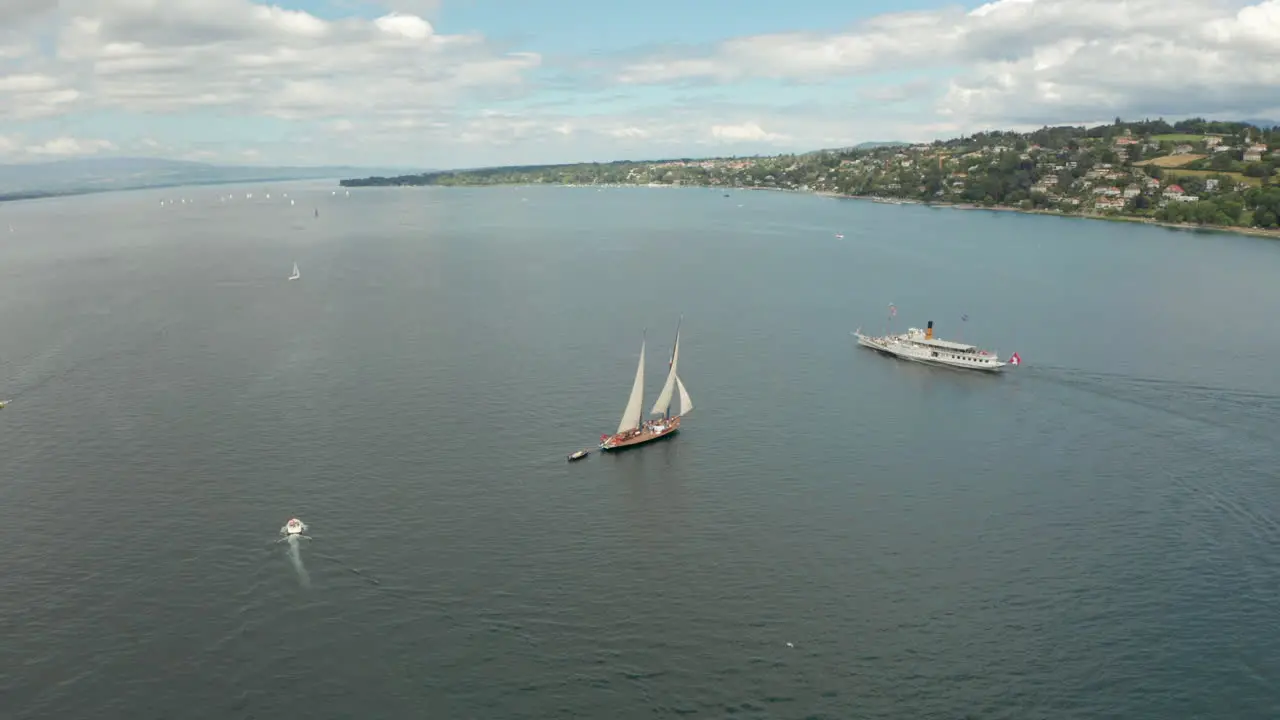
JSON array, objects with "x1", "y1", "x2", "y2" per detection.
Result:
[
  {"x1": 1172, "y1": 144, "x2": 1194, "y2": 155},
  {"x1": 1123, "y1": 187, "x2": 1141, "y2": 199},
  {"x1": 1204, "y1": 136, "x2": 1223, "y2": 147},
  {"x1": 1244, "y1": 145, "x2": 1267, "y2": 162},
  {"x1": 1164, "y1": 184, "x2": 1186, "y2": 197}
]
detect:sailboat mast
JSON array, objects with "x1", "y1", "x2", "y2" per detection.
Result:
[{"x1": 666, "y1": 316, "x2": 681, "y2": 419}]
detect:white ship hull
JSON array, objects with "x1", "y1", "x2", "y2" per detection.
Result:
[{"x1": 852, "y1": 330, "x2": 1007, "y2": 372}]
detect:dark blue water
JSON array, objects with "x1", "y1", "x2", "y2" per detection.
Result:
[{"x1": 1, "y1": 184, "x2": 1278, "y2": 719}]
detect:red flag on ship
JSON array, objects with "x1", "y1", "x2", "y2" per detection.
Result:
[{"x1": 1010, "y1": 352, "x2": 1021, "y2": 366}]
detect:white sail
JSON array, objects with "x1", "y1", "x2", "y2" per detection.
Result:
[
  {"x1": 617, "y1": 339, "x2": 645, "y2": 433},
  {"x1": 676, "y1": 375, "x2": 693, "y2": 416},
  {"x1": 650, "y1": 324, "x2": 680, "y2": 416},
  {"x1": 289, "y1": 262, "x2": 300, "y2": 279}
]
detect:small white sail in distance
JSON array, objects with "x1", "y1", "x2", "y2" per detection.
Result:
[
  {"x1": 650, "y1": 318, "x2": 681, "y2": 416},
  {"x1": 617, "y1": 338, "x2": 645, "y2": 434},
  {"x1": 288, "y1": 262, "x2": 300, "y2": 280}
]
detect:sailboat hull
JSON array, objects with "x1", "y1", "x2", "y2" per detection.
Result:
[{"x1": 600, "y1": 416, "x2": 682, "y2": 451}]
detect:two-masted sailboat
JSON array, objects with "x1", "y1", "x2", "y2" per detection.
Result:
[{"x1": 599, "y1": 319, "x2": 693, "y2": 451}]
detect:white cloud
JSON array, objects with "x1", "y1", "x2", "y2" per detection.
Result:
[
  {"x1": 938, "y1": 2, "x2": 1280, "y2": 122},
  {"x1": 0, "y1": 0, "x2": 57, "y2": 25},
  {"x1": 618, "y1": 0, "x2": 1280, "y2": 128},
  {"x1": 608, "y1": 127, "x2": 651, "y2": 139},
  {"x1": 374, "y1": 12, "x2": 433, "y2": 40},
  {"x1": 27, "y1": 137, "x2": 117, "y2": 156},
  {"x1": 0, "y1": 0, "x2": 541, "y2": 126},
  {"x1": 1, "y1": 0, "x2": 1278, "y2": 167},
  {"x1": 0, "y1": 73, "x2": 82, "y2": 119},
  {"x1": 710, "y1": 122, "x2": 789, "y2": 143},
  {"x1": 348, "y1": 0, "x2": 442, "y2": 16}
]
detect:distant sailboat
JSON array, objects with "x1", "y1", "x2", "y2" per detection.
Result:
[
  {"x1": 599, "y1": 318, "x2": 692, "y2": 451},
  {"x1": 288, "y1": 262, "x2": 301, "y2": 281}
]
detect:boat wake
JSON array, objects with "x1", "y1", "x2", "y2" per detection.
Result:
[
  {"x1": 310, "y1": 551, "x2": 384, "y2": 588},
  {"x1": 285, "y1": 534, "x2": 310, "y2": 588},
  {"x1": 1024, "y1": 364, "x2": 1280, "y2": 443}
]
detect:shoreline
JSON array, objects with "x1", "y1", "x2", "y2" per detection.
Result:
[
  {"x1": 0, "y1": 176, "x2": 352, "y2": 205},
  {"x1": 348, "y1": 180, "x2": 1280, "y2": 241},
  {"x1": 345, "y1": 176, "x2": 1274, "y2": 240},
  {"x1": 727, "y1": 187, "x2": 1280, "y2": 241},
  {"x1": 804, "y1": 191, "x2": 1280, "y2": 240}
]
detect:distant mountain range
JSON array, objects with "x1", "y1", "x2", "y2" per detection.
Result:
[
  {"x1": 801, "y1": 141, "x2": 909, "y2": 157},
  {"x1": 850, "y1": 141, "x2": 911, "y2": 149},
  {"x1": 0, "y1": 157, "x2": 424, "y2": 200}
]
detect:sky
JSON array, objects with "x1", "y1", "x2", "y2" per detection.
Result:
[{"x1": 1, "y1": 0, "x2": 1278, "y2": 168}]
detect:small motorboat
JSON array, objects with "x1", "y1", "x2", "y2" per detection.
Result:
[
  {"x1": 0, "y1": 400, "x2": 8, "y2": 409},
  {"x1": 281, "y1": 517, "x2": 307, "y2": 536},
  {"x1": 567, "y1": 449, "x2": 589, "y2": 462}
]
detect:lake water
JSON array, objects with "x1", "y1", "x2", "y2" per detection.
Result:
[{"x1": 2, "y1": 183, "x2": 1279, "y2": 719}]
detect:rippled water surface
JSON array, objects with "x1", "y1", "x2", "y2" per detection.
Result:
[{"x1": 2, "y1": 184, "x2": 1279, "y2": 719}]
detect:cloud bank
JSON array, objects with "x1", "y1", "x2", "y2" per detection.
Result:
[{"x1": 0, "y1": 0, "x2": 1278, "y2": 166}]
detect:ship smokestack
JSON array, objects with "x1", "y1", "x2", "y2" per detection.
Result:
[{"x1": 926, "y1": 321, "x2": 934, "y2": 340}]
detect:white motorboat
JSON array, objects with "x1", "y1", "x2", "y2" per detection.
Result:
[
  {"x1": 281, "y1": 518, "x2": 307, "y2": 536},
  {"x1": 852, "y1": 320, "x2": 1019, "y2": 372}
]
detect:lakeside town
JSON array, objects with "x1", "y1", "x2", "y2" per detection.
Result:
[{"x1": 342, "y1": 118, "x2": 1280, "y2": 233}]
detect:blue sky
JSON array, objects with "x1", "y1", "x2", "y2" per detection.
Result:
[{"x1": 0, "y1": 0, "x2": 1277, "y2": 168}]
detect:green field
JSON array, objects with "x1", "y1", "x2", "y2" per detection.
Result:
[
  {"x1": 1165, "y1": 168, "x2": 1261, "y2": 187},
  {"x1": 1134, "y1": 154, "x2": 1205, "y2": 168},
  {"x1": 1150, "y1": 133, "x2": 1204, "y2": 143}
]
